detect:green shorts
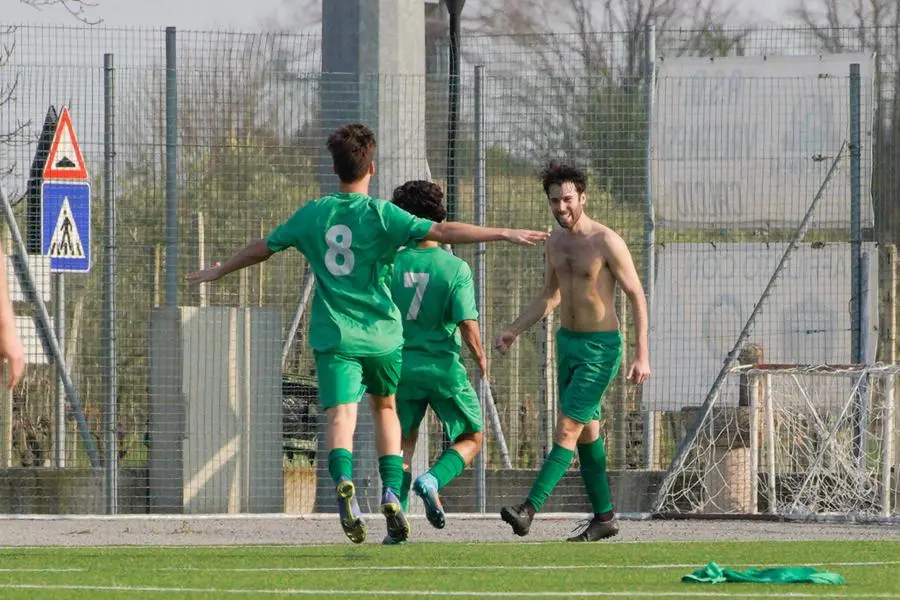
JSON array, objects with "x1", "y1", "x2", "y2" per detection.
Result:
[
  {"x1": 557, "y1": 328, "x2": 623, "y2": 424},
  {"x1": 396, "y1": 357, "x2": 483, "y2": 441},
  {"x1": 313, "y1": 347, "x2": 402, "y2": 410}
]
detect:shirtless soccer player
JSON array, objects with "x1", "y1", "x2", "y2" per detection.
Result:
[
  {"x1": 387, "y1": 180, "x2": 487, "y2": 543},
  {"x1": 494, "y1": 162, "x2": 650, "y2": 542},
  {"x1": 185, "y1": 123, "x2": 548, "y2": 544}
]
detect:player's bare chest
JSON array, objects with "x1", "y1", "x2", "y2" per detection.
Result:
[{"x1": 550, "y1": 240, "x2": 606, "y2": 281}]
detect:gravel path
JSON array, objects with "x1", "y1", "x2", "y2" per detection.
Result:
[{"x1": 0, "y1": 514, "x2": 898, "y2": 547}]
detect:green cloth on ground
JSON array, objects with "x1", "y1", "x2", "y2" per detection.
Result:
[{"x1": 682, "y1": 562, "x2": 844, "y2": 585}]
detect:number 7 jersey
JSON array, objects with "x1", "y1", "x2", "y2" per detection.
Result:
[
  {"x1": 266, "y1": 192, "x2": 434, "y2": 356},
  {"x1": 390, "y1": 246, "x2": 479, "y2": 371}
]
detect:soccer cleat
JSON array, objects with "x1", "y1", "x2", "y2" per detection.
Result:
[
  {"x1": 566, "y1": 516, "x2": 619, "y2": 542},
  {"x1": 412, "y1": 474, "x2": 445, "y2": 530},
  {"x1": 500, "y1": 503, "x2": 534, "y2": 537},
  {"x1": 380, "y1": 488, "x2": 411, "y2": 543},
  {"x1": 336, "y1": 478, "x2": 367, "y2": 544}
]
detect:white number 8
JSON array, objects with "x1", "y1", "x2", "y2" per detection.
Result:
[{"x1": 324, "y1": 225, "x2": 354, "y2": 276}]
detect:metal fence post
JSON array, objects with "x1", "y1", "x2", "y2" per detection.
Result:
[
  {"x1": 474, "y1": 64, "x2": 487, "y2": 513},
  {"x1": 103, "y1": 52, "x2": 118, "y2": 514},
  {"x1": 165, "y1": 26, "x2": 178, "y2": 307},
  {"x1": 642, "y1": 23, "x2": 658, "y2": 470}
]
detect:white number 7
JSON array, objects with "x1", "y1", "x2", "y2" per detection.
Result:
[{"x1": 403, "y1": 272, "x2": 430, "y2": 320}]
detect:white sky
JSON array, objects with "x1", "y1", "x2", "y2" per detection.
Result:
[{"x1": 5, "y1": 0, "x2": 792, "y2": 31}]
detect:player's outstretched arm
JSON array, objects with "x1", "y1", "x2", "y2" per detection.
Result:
[
  {"x1": 605, "y1": 231, "x2": 650, "y2": 384},
  {"x1": 493, "y1": 248, "x2": 560, "y2": 355},
  {"x1": 185, "y1": 239, "x2": 274, "y2": 284},
  {"x1": 425, "y1": 222, "x2": 548, "y2": 246},
  {"x1": 458, "y1": 319, "x2": 488, "y2": 378},
  {"x1": 0, "y1": 243, "x2": 24, "y2": 388}
]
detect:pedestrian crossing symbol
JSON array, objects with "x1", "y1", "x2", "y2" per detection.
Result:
[
  {"x1": 48, "y1": 198, "x2": 85, "y2": 259},
  {"x1": 41, "y1": 181, "x2": 91, "y2": 273}
]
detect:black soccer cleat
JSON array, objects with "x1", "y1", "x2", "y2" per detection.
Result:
[
  {"x1": 566, "y1": 515, "x2": 619, "y2": 542},
  {"x1": 500, "y1": 503, "x2": 534, "y2": 537}
]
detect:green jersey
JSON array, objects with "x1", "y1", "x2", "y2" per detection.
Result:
[
  {"x1": 390, "y1": 246, "x2": 479, "y2": 371},
  {"x1": 266, "y1": 192, "x2": 434, "y2": 356}
]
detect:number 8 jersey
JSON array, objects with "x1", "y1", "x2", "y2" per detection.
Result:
[{"x1": 266, "y1": 192, "x2": 434, "y2": 356}]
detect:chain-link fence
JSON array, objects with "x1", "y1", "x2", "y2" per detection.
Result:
[{"x1": 0, "y1": 23, "x2": 897, "y2": 519}]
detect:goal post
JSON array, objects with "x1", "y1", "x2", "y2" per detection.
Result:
[{"x1": 652, "y1": 363, "x2": 899, "y2": 520}]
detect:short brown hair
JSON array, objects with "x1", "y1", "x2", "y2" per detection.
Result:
[{"x1": 327, "y1": 123, "x2": 377, "y2": 183}]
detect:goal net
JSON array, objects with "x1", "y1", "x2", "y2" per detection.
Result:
[{"x1": 652, "y1": 364, "x2": 899, "y2": 520}]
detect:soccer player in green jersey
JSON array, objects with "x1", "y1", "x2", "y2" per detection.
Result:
[
  {"x1": 185, "y1": 123, "x2": 548, "y2": 544},
  {"x1": 385, "y1": 180, "x2": 487, "y2": 543},
  {"x1": 494, "y1": 162, "x2": 650, "y2": 542}
]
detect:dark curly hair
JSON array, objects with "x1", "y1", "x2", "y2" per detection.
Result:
[
  {"x1": 540, "y1": 162, "x2": 587, "y2": 196},
  {"x1": 327, "y1": 123, "x2": 376, "y2": 183},
  {"x1": 391, "y1": 180, "x2": 447, "y2": 223}
]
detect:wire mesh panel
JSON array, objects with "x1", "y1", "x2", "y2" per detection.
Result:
[{"x1": 0, "y1": 21, "x2": 896, "y2": 522}]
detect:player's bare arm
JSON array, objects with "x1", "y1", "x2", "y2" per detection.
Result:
[
  {"x1": 458, "y1": 319, "x2": 488, "y2": 378},
  {"x1": 493, "y1": 240, "x2": 561, "y2": 354},
  {"x1": 426, "y1": 222, "x2": 549, "y2": 246},
  {"x1": 0, "y1": 244, "x2": 24, "y2": 388},
  {"x1": 602, "y1": 230, "x2": 650, "y2": 384},
  {"x1": 185, "y1": 239, "x2": 274, "y2": 284}
]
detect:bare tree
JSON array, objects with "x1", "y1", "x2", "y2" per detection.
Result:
[
  {"x1": 20, "y1": 0, "x2": 102, "y2": 25},
  {"x1": 1, "y1": 1, "x2": 101, "y2": 187},
  {"x1": 455, "y1": 0, "x2": 752, "y2": 205},
  {"x1": 789, "y1": 0, "x2": 900, "y2": 246},
  {"x1": 261, "y1": 0, "x2": 321, "y2": 34}
]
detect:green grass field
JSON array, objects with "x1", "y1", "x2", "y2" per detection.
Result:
[{"x1": 1, "y1": 540, "x2": 898, "y2": 598}]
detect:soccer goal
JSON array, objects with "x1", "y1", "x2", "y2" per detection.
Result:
[{"x1": 652, "y1": 363, "x2": 899, "y2": 520}]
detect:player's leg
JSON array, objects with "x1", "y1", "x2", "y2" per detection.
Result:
[
  {"x1": 500, "y1": 412, "x2": 584, "y2": 536},
  {"x1": 363, "y1": 348, "x2": 411, "y2": 542},
  {"x1": 380, "y1": 427, "x2": 420, "y2": 546},
  {"x1": 501, "y1": 329, "x2": 585, "y2": 537},
  {"x1": 395, "y1": 376, "x2": 429, "y2": 514},
  {"x1": 568, "y1": 418, "x2": 618, "y2": 542},
  {"x1": 399, "y1": 427, "x2": 420, "y2": 512},
  {"x1": 315, "y1": 351, "x2": 368, "y2": 544},
  {"x1": 567, "y1": 331, "x2": 623, "y2": 542},
  {"x1": 414, "y1": 379, "x2": 484, "y2": 529}
]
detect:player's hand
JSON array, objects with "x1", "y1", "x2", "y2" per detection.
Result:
[
  {"x1": 185, "y1": 261, "x2": 223, "y2": 284},
  {"x1": 503, "y1": 229, "x2": 550, "y2": 246},
  {"x1": 476, "y1": 353, "x2": 488, "y2": 378},
  {"x1": 626, "y1": 358, "x2": 650, "y2": 385},
  {"x1": 493, "y1": 329, "x2": 518, "y2": 356},
  {"x1": 0, "y1": 327, "x2": 25, "y2": 388}
]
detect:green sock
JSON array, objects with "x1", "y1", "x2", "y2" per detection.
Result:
[
  {"x1": 428, "y1": 448, "x2": 466, "y2": 490},
  {"x1": 525, "y1": 444, "x2": 575, "y2": 512},
  {"x1": 328, "y1": 448, "x2": 353, "y2": 486},
  {"x1": 378, "y1": 454, "x2": 404, "y2": 494},
  {"x1": 577, "y1": 438, "x2": 614, "y2": 515},
  {"x1": 399, "y1": 470, "x2": 412, "y2": 512}
]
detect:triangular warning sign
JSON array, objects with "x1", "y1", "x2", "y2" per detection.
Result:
[
  {"x1": 43, "y1": 107, "x2": 88, "y2": 181},
  {"x1": 47, "y1": 198, "x2": 85, "y2": 259}
]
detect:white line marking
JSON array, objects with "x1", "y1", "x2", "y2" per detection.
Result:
[
  {"x1": 0, "y1": 568, "x2": 85, "y2": 572},
  {"x1": 156, "y1": 560, "x2": 900, "y2": 573},
  {"x1": 0, "y1": 584, "x2": 897, "y2": 598},
  {"x1": 3, "y1": 536, "x2": 898, "y2": 551}
]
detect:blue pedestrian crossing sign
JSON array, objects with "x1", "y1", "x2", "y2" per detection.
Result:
[{"x1": 41, "y1": 181, "x2": 91, "y2": 273}]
